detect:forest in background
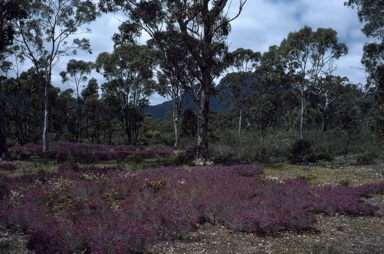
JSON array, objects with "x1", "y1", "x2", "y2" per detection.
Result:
[
  {"x1": 0, "y1": 0, "x2": 383, "y2": 165},
  {"x1": 1, "y1": 1, "x2": 384, "y2": 252}
]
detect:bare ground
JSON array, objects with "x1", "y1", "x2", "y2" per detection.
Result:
[{"x1": 149, "y1": 194, "x2": 384, "y2": 254}]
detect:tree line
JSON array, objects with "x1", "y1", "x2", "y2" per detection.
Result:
[{"x1": 0, "y1": 0, "x2": 383, "y2": 163}]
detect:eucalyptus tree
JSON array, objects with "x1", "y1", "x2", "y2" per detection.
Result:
[
  {"x1": 152, "y1": 39, "x2": 193, "y2": 148},
  {"x1": 255, "y1": 45, "x2": 295, "y2": 132},
  {"x1": 14, "y1": 0, "x2": 98, "y2": 152},
  {"x1": 310, "y1": 75, "x2": 349, "y2": 131},
  {"x1": 4, "y1": 68, "x2": 43, "y2": 145},
  {"x1": 51, "y1": 88, "x2": 76, "y2": 140},
  {"x1": 99, "y1": 0, "x2": 248, "y2": 163},
  {"x1": 0, "y1": 0, "x2": 28, "y2": 51},
  {"x1": 81, "y1": 78, "x2": 103, "y2": 143},
  {"x1": 279, "y1": 26, "x2": 348, "y2": 139},
  {"x1": 345, "y1": 0, "x2": 384, "y2": 103},
  {"x1": 335, "y1": 94, "x2": 362, "y2": 163},
  {"x1": 60, "y1": 59, "x2": 93, "y2": 141},
  {"x1": 369, "y1": 103, "x2": 384, "y2": 141},
  {"x1": 95, "y1": 45, "x2": 156, "y2": 144},
  {"x1": 0, "y1": 0, "x2": 28, "y2": 159},
  {"x1": 157, "y1": 70, "x2": 188, "y2": 148},
  {"x1": 0, "y1": 55, "x2": 11, "y2": 159},
  {"x1": 219, "y1": 48, "x2": 260, "y2": 136},
  {"x1": 249, "y1": 94, "x2": 275, "y2": 143},
  {"x1": 4, "y1": 68, "x2": 60, "y2": 144}
]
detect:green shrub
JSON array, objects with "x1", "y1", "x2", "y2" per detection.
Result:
[
  {"x1": 253, "y1": 148, "x2": 271, "y2": 163},
  {"x1": 356, "y1": 152, "x2": 377, "y2": 165},
  {"x1": 213, "y1": 154, "x2": 237, "y2": 165},
  {"x1": 316, "y1": 152, "x2": 334, "y2": 162},
  {"x1": 171, "y1": 146, "x2": 196, "y2": 166},
  {"x1": 288, "y1": 139, "x2": 317, "y2": 164}
]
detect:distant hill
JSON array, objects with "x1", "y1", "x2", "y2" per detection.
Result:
[
  {"x1": 144, "y1": 93, "x2": 228, "y2": 119},
  {"x1": 144, "y1": 74, "x2": 257, "y2": 119}
]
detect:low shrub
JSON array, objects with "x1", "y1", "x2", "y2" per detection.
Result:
[
  {"x1": 356, "y1": 152, "x2": 377, "y2": 165},
  {"x1": 213, "y1": 153, "x2": 237, "y2": 165},
  {"x1": 288, "y1": 139, "x2": 317, "y2": 164},
  {"x1": 0, "y1": 175, "x2": 10, "y2": 201},
  {"x1": 229, "y1": 164, "x2": 264, "y2": 177},
  {"x1": 172, "y1": 146, "x2": 196, "y2": 165},
  {"x1": 316, "y1": 152, "x2": 334, "y2": 162},
  {"x1": 311, "y1": 185, "x2": 379, "y2": 216},
  {"x1": 0, "y1": 164, "x2": 383, "y2": 252},
  {"x1": 0, "y1": 163, "x2": 17, "y2": 171}
]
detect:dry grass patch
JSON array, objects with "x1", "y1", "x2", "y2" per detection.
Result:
[{"x1": 262, "y1": 163, "x2": 384, "y2": 186}]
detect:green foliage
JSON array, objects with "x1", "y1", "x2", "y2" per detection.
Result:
[
  {"x1": 253, "y1": 148, "x2": 271, "y2": 164},
  {"x1": 0, "y1": 0, "x2": 28, "y2": 51},
  {"x1": 99, "y1": 0, "x2": 248, "y2": 160},
  {"x1": 172, "y1": 146, "x2": 197, "y2": 166},
  {"x1": 345, "y1": 0, "x2": 384, "y2": 102},
  {"x1": 356, "y1": 152, "x2": 377, "y2": 165},
  {"x1": 316, "y1": 152, "x2": 334, "y2": 162},
  {"x1": 336, "y1": 98, "x2": 362, "y2": 131},
  {"x1": 180, "y1": 109, "x2": 197, "y2": 138},
  {"x1": 369, "y1": 104, "x2": 384, "y2": 140},
  {"x1": 279, "y1": 25, "x2": 348, "y2": 139},
  {"x1": 96, "y1": 45, "x2": 155, "y2": 144},
  {"x1": 345, "y1": 0, "x2": 384, "y2": 40},
  {"x1": 288, "y1": 139, "x2": 317, "y2": 164},
  {"x1": 1, "y1": 1, "x2": 383, "y2": 165},
  {"x1": 250, "y1": 94, "x2": 275, "y2": 138},
  {"x1": 335, "y1": 97, "x2": 362, "y2": 161}
]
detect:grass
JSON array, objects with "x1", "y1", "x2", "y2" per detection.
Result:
[
  {"x1": 2, "y1": 157, "x2": 383, "y2": 187},
  {"x1": 262, "y1": 163, "x2": 384, "y2": 186}
]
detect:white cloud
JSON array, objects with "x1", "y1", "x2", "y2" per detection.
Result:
[
  {"x1": 229, "y1": 0, "x2": 368, "y2": 89},
  {"x1": 29, "y1": 1, "x2": 368, "y2": 105}
]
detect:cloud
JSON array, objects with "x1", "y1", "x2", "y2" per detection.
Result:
[
  {"x1": 29, "y1": 1, "x2": 369, "y2": 105},
  {"x1": 228, "y1": 0, "x2": 368, "y2": 88}
]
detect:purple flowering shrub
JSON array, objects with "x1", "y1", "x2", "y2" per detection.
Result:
[
  {"x1": 136, "y1": 146, "x2": 174, "y2": 159},
  {"x1": 8, "y1": 143, "x2": 39, "y2": 159},
  {"x1": 0, "y1": 163, "x2": 383, "y2": 253},
  {"x1": 0, "y1": 162, "x2": 17, "y2": 171},
  {"x1": 229, "y1": 164, "x2": 264, "y2": 177},
  {"x1": 311, "y1": 184, "x2": 382, "y2": 216},
  {"x1": 9, "y1": 142, "x2": 173, "y2": 163},
  {"x1": 222, "y1": 178, "x2": 317, "y2": 233}
]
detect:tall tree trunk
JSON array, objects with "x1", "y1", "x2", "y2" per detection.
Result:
[
  {"x1": 320, "y1": 94, "x2": 331, "y2": 132},
  {"x1": 124, "y1": 111, "x2": 132, "y2": 145},
  {"x1": 43, "y1": 80, "x2": 49, "y2": 152},
  {"x1": 196, "y1": 86, "x2": 211, "y2": 163},
  {"x1": 173, "y1": 112, "x2": 179, "y2": 148},
  {"x1": 299, "y1": 89, "x2": 305, "y2": 140},
  {"x1": 172, "y1": 94, "x2": 184, "y2": 148},
  {"x1": 16, "y1": 119, "x2": 25, "y2": 146},
  {"x1": 321, "y1": 111, "x2": 327, "y2": 131},
  {"x1": 238, "y1": 108, "x2": 242, "y2": 136},
  {"x1": 0, "y1": 89, "x2": 8, "y2": 160}
]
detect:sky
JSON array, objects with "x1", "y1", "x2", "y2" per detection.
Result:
[{"x1": 50, "y1": 0, "x2": 368, "y2": 105}]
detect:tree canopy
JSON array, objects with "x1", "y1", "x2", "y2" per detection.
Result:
[
  {"x1": 15, "y1": 0, "x2": 98, "y2": 152},
  {"x1": 99, "y1": 0, "x2": 248, "y2": 162},
  {"x1": 345, "y1": 0, "x2": 384, "y2": 102}
]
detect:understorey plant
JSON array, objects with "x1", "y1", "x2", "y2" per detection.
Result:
[
  {"x1": 0, "y1": 162, "x2": 17, "y2": 171},
  {"x1": 0, "y1": 163, "x2": 383, "y2": 253},
  {"x1": 9, "y1": 142, "x2": 174, "y2": 163}
]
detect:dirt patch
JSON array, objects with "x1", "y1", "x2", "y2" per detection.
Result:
[
  {"x1": 148, "y1": 163, "x2": 384, "y2": 254},
  {"x1": 149, "y1": 195, "x2": 384, "y2": 253}
]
